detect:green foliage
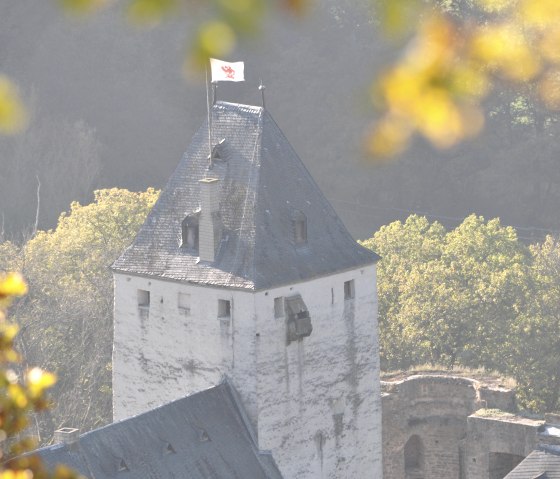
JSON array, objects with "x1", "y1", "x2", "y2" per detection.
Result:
[
  {"x1": 362, "y1": 214, "x2": 529, "y2": 370},
  {"x1": 0, "y1": 273, "x2": 84, "y2": 478},
  {"x1": 363, "y1": 214, "x2": 560, "y2": 412},
  {"x1": 508, "y1": 237, "x2": 560, "y2": 412},
  {"x1": 1, "y1": 188, "x2": 158, "y2": 440},
  {"x1": 361, "y1": 216, "x2": 446, "y2": 368},
  {"x1": 362, "y1": 216, "x2": 527, "y2": 367}
]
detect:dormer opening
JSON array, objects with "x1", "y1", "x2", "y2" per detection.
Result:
[
  {"x1": 208, "y1": 138, "x2": 226, "y2": 161},
  {"x1": 292, "y1": 210, "x2": 307, "y2": 245},
  {"x1": 118, "y1": 459, "x2": 129, "y2": 472},
  {"x1": 181, "y1": 213, "x2": 199, "y2": 252}
]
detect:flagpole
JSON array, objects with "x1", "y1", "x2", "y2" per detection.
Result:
[{"x1": 205, "y1": 64, "x2": 213, "y2": 168}]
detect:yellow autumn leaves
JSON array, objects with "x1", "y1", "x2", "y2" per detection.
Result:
[
  {"x1": 370, "y1": 0, "x2": 560, "y2": 156},
  {"x1": 0, "y1": 272, "x2": 56, "y2": 407},
  {"x1": 0, "y1": 77, "x2": 27, "y2": 136},
  {"x1": 0, "y1": 274, "x2": 80, "y2": 479},
  {"x1": 0, "y1": 274, "x2": 26, "y2": 297},
  {"x1": 369, "y1": 16, "x2": 486, "y2": 156}
]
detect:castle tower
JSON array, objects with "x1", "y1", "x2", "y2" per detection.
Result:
[{"x1": 111, "y1": 102, "x2": 382, "y2": 478}]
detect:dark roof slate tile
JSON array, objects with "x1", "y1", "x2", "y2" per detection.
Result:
[
  {"x1": 505, "y1": 446, "x2": 560, "y2": 478},
  {"x1": 111, "y1": 101, "x2": 378, "y2": 290}
]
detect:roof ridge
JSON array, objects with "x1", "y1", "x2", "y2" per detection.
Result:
[{"x1": 249, "y1": 108, "x2": 264, "y2": 288}]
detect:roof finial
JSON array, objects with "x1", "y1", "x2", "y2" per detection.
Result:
[{"x1": 258, "y1": 80, "x2": 266, "y2": 109}]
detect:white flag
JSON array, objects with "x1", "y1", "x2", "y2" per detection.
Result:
[{"x1": 210, "y1": 58, "x2": 245, "y2": 82}]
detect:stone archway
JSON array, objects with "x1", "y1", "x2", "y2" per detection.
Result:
[{"x1": 404, "y1": 435, "x2": 425, "y2": 479}]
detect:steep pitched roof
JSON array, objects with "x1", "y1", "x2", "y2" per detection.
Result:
[
  {"x1": 504, "y1": 446, "x2": 560, "y2": 478},
  {"x1": 111, "y1": 101, "x2": 378, "y2": 290},
  {"x1": 38, "y1": 382, "x2": 282, "y2": 479}
]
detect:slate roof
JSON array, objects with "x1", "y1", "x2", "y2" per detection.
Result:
[
  {"x1": 504, "y1": 446, "x2": 560, "y2": 478},
  {"x1": 37, "y1": 381, "x2": 282, "y2": 479},
  {"x1": 112, "y1": 101, "x2": 379, "y2": 290}
]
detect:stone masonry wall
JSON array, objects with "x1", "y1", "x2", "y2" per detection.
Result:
[
  {"x1": 382, "y1": 375, "x2": 516, "y2": 479},
  {"x1": 464, "y1": 415, "x2": 541, "y2": 479}
]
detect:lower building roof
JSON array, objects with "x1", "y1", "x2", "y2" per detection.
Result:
[
  {"x1": 37, "y1": 381, "x2": 282, "y2": 479},
  {"x1": 505, "y1": 446, "x2": 560, "y2": 479}
]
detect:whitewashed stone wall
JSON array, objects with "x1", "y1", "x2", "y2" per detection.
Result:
[
  {"x1": 112, "y1": 274, "x2": 256, "y2": 421},
  {"x1": 254, "y1": 264, "x2": 381, "y2": 478},
  {"x1": 113, "y1": 264, "x2": 381, "y2": 478}
]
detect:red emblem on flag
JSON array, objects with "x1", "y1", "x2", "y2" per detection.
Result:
[{"x1": 221, "y1": 65, "x2": 236, "y2": 79}]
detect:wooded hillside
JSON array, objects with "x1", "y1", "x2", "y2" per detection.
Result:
[{"x1": 1, "y1": 0, "x2": 560, "y2": 241}]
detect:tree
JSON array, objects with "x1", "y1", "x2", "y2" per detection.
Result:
[
  {"x1": 440, "y1": 215, "x2": 529, "y2": 369},
  {"x1": 508, "y1": 236, "x2": 560, "y2": 412},
  {"x1": 0, "y1": 272, "x2": 84, "y2": 478},
  {"x1": 361, "y1": 214, "x2": 529, "y2": 370},
  {"x1": 360, "y1": 215, "x2": 446, "y2": 368},
  {"x1": 3, "y1": 188, "x2": 159, "y2": 440}
]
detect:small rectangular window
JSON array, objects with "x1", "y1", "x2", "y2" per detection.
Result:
[
  {"x1": 178, "y1": 293, "x2": 190, "y2": 315},
  {"x1": 138, "y1": 289, "x2": 150, "y2": 307},
  {"x1": 218, "y1": 299, "x2": 231, "y2": 318},
  {"x1": 274, "y1": 297, "x2": 284, "y2": 318},
  {"x1": 294, "y1": 220, "x2": 307, "y2": 244},
  {"x1": 344, "y1": 280, "x2": 354, "y2": 300},
  {"x1": 292, "y1": 211, "x2": 307, "y2": 245}
]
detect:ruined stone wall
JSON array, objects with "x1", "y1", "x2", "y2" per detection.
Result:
[
  {"x1": 464, "y1": 415, "x2": 541, "y2": 479},
  {"x1": 382, "y1": 375, "x2": 516, "y2": 479}
]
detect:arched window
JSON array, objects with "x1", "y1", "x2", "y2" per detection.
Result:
[
  {"x1": 181, "y1": 213, "x2": 199, "y2": 251},
  {"x1": 292, "y1": 210, "x2": 307, "y2": 245},
  {"x1": 404, "y1": 435, "x2": 424, "y2": 479}
]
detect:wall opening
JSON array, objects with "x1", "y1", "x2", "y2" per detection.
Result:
[
  {"x1": 138, "y1": 289, "x2": 150, "y2": 307},
  {"x1": 344, "y1": 280, "x2": 355, "y2": 300},
  {"x1": 404, "y1": 435, "x2": 424, "y2": 479},
  {"x1": 292, "y1": 210, "x2": 307, "y2": 245},
  {"x1": 178, "y1": 292, "x2": 190, "y2": 316},
  {"x1": 137, "y1": 289, "x2": 150, "y2": 320},
  {"x1": 488, "y1": 452, "x2": 524, "y2": 479},
  {"x1": 218, "y1": 299, "x2": 231, "y2": 319},
  {"x1": 181, "y1": 213, "x2": 199, "y2": 252},
  {"x1": 274, "y1": 297, "x2": 284, "y2": 318}
]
